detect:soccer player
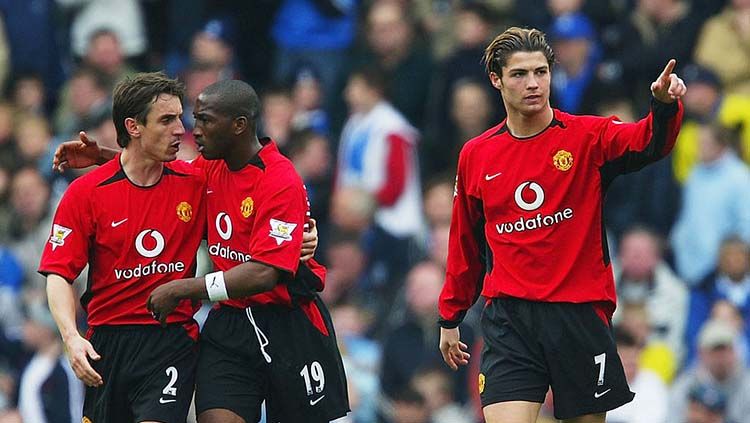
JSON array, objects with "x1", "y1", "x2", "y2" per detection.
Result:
[
  {"x1": 39, "y1": 73, "x2": 205, "y2": 423},
  {"x1": 437, "y1": 27, "x2": 686, "y2": 423},
  {"x1": 146, "y1": 80, "x2": 349, "y2": 423}
]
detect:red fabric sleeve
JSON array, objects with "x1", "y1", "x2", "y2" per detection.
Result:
[
  {"x1": 247, "y1": 171, "x2": 307, "y2": 276},
  {"x1": 37, "y1": 181, "x2": 94, "y2": 282},
  {"x1": 598, "y1": 99, "x2": 683, "y2": 166},
  {"x1": 438, "y1": 145, "x2": 485, "y2": 327},
  {"x1": 375, "y1": 133, "x2": 408, "y2": 206}
]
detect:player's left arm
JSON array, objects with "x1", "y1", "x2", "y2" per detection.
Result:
[
  {"x1": 598, "y1": 59, "x2": 687, "y2": 173},
  {"x1": 147, "y1": 176, "x2": 307, "y2": 324}
]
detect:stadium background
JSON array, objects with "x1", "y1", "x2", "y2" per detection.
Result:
[{"x1": 0, "y1": 0, "x2": 749, "y2": 422}]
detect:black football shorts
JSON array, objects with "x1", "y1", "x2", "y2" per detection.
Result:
[
  {"x1": 82, "y1": 323, "x2": 198, "y2": 423},
  {"x1": 479, "y1": 297, "x2": 634, "y2": 419},
  {"x1": 195, "y1": 297, "x2": 349, "y2": 423}
]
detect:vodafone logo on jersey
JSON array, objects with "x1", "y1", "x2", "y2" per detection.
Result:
[
  {"x1": 114, "y1": 229, "x2": 185, "y2": 280},
  {"x1": 514, "y1": 182, "x2": 544, "y2": 211},
  {"x1": 497, "y1": 181, "x2": 574, "y2": 235},
  {"x1": 208, "y1": 212, "x2": 251, "y2": 263},
  {"x1": 135, "y1": 229, "x2": 165, "y2": 258}
]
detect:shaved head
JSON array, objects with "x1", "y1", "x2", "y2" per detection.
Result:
[{"x1": 200, "y1": 79, "x2": 260, "y2": 124}]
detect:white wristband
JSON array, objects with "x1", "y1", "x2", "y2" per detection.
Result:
[{"x1": 205, "y1": 271, "x2": 229, "y2": 302}]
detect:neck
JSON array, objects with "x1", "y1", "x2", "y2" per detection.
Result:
[
  {"x1": 120, "y1": 146, "x2": 163, "y2": 186},
  {"x1": 225, "y1": 135, "x2": 263, "y2": 171},
  {"x1": 505, "y1": 105, "x2": 554, "y2": 138}
]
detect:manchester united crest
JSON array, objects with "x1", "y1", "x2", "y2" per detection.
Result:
[
  {"x1": 241, "y1": 197, "x2": 254, "y2": 218},
  {"x1": 478, "y1": 373, "x2": 486, "y2": 394},
  {"x1": 176, "y1": 201, "x2": 193, "y2": 222},
  {"x1": 553, "y1": 149, "x2": 573, "y2": 171}
]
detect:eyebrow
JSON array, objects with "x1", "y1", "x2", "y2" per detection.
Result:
[{"x1": 508, "y1": 65, "x2": 549, "y2": 73}]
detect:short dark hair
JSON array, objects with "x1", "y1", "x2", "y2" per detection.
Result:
[
  {"x1": 201, "y1": 79, "x2": 261, "y2": 129},
  {"x1": 112, "y1": 72, "x2": 184, "y2": 148},
  {"x1": 483, "y1": 27, "x2": 555, "y2": 76},
  {"x1": 349, "y1": 66, "x2": 387, "y2": 95}
]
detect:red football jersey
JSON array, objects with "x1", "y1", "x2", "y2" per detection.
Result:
[
  {"x1": 439, "y1": 101, "x2": 684, "y2": 327},
  {"x1": 38, "y1": 155, "x2": 207, "y2": 328},
  {"x1": 193, "y1": 139, "x2": 318, "y2": 309}
]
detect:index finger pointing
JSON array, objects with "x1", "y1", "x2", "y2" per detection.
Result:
[{"x1": 660, "y1": 59, "x2": 676, "y2": 81}]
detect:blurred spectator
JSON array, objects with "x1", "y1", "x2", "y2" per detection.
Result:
[
  {"x1": 670, "y1": 319, "x2": 750, "y2": 423},
  {"x1": 8, "y1": 73, "x2": 46, "y2": 116},
  {"x1": 414, "y1": 0, "x2": 511, "y2": 60},
  {"x1": 17, "y1": 295, "x2": 83, "y2": 423},
  {"x1": 63, "y1": 0, "x2": 147, "y2": 60},
  {"x1": 259, "y1": 85, "x2": 295, "y2": 150},
  {"x1": 290, "y1": 67, "x2": 330, "y2": 136},
  {"x1": 603, "y1": 0, "x2": 704, "y2": 112},
  {"x1": 82, "y1": 29, "x2": 132, "y2": 82},
  {"x1": 686, "y1": 383, "x2": 732, "y2": 423},
  {"x1": 602, "y1": 98, "x2": 681, "y2": 240},
  {"x1": 422, "y1": 175, "x2": 454, "y2": 229},
  {"x1": 423, "y1": 2, "x2": 502, "y2": 176},
  {"x1": 427, "y1": 223, "x2": 450, "y2": 270},
  {"x1": 411, "y1": 366, "x2": 473, "y2": 423},
  {"x1": 380, "y1": 261, "x2": 473, "y2": 404},
  {"x1": 548, "y1": 12, "x2": 605, "y2": 114},
  {"x1": 612, "y1": 226, "x2": 688, "y2": 365},
  {"x1": 606, "y1": 326, "x2": 668, "y2": 423},
  {"x1": 686, "y1": 238, "x2": 750, "y2": 366},
  {"x1": 711, "y1": 300, "x2": 750, "y2": 366},
  {"x1": 188, "y1": 17, "x2": 240, "y2": 80},
  {"x1": 337, "y1": 67, "x2": 425, "y2": 289},
  {"x1": 694, "y1": 0, "x2": 750, "y2": 96},
  {"x1": 671, "y1": 123, "x2": 750, "y2": 286},
  {"x1": 330, "y1": 1, "x2": 434, "y2": 134},
  {"x1": 618, "y1": 304, "x2": 678, "y2": 383},
  {"x1": 53, "y1": 66, "x2": 110, "y2": 138},
  {"x1": 14, "y1": 115, "x2": 52, "y2": 170},
  {"x1": 425, "y1": 78, "x2": 495, "y2": 176},
  {"x1": 330, "y1": 186, "x2": 376, "y2": 236},
  {"x1": 0, "y1": 0, "x2": 64, "y2": 103},
  {"x1": 271, "y1": 0, "x2": 357, "y2": 100},
  {"x1": 331, "y1": 302, "x2": 381, "y2": 423},
  {"x1": 386, "y1": 387, "x2": 432, "y2": 423},
  {"x1": 672, "y1": 64, "x2": 750, "y2": 183},
  {"x1": 287, "y1": 129, "x2": 333, "y2": 243},
  {"x1": 321, "y1": 231, "x2": 369, "y2": 308},
  {"x1": 0, "y1": 246, "x2": 24, "y2": 340},
  {"x1": 0, "y1": 102, "x2": 15, "y2": 171},
  {"x1": 7, "y1": 168, "x2": 53, "y2": 290},
  {"x1": 514, "y1": 0, "x2": 620, "y2": 30}
]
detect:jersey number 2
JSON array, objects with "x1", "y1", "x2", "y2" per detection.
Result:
[
  {"x1": 163, "y1": 366, "x2": 178, "y2": 396},
  {"x1": 300, "y1": 361, "x2": 325, "y2": 396}
]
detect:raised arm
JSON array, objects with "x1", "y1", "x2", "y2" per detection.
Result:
[{"x1": 53, "y1": 131, "x2": 119, "y2": 172}]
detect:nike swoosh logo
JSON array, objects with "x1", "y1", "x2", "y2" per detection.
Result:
[
  {"x1": 485, "y1": 172, "x2": 502, "y2": 181},
  {"x1": 594, "y1": 388, "x2": 611, "y2": 398},
  {"x1": 309, "y1": 395, "x2": 325, "y2": 406},
  {"x1": 159, "y1": 397, "x2": 177, "y2": 404},
  {"x1": 207, "y1": 190, "x2": 214, "y2": 194},
  {"x1": 612, "y1": 120, "x2": 626, "y2": 125},
  {"x1": 111, "y1": 218, "x2": 128, "y2": 227}
]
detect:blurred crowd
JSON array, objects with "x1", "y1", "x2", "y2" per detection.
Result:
[{"x1": 0, "y1": 0, "x2": 749, "y2": 422}]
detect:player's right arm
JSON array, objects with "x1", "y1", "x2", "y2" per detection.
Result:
[
  {"x1": 38, "y1": 180, "x2": 102, "y2": 386},
  {"x1": 438, "y1": 145, "x2": 483, "y2": 370},
  {"x1": 46, "y1": 274, "x2": 102, "y2": 387}
]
